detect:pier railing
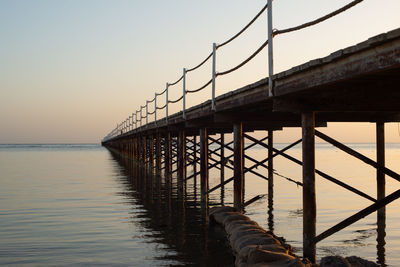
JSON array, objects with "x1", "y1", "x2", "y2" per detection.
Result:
[{"x1": 102, "y1": 0, "x2": 364, "y2": 142}]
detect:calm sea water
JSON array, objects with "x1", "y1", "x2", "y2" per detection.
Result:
[{"x1": 0, "y1": 143, "x2": 399, "y2": 266}]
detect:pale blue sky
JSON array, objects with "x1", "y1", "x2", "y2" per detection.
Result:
[{"x1": 0, "y1": 0, "x2": 399, "y2": 143}]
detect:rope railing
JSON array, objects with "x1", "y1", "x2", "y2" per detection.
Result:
[
  {"x1": 168, "y1": 75, "x2": 184, "y2": 86},
  {"x1": 186, "y1": 52, "x2": 213, "y2": 73},
  {"x1": 156, "y1": 103, "x2": 167, "y2": 110},
  {"x1": 217, "y1": 39, "x2": 268, "y2": 76},
  {"x1": 156, "y1": 88, "x2": 167, "y2": 96},
  {"x1": 104, "y1": 0, "x2": 365, "y2": 141},
  {"x1": 217, "y1": 2, "x2": 268, "y2": 49},
  {"x1": 168, "y1": 95, "x2": 184, "y2": 104},
  {"x1": 186, "y1": 78, "x2": 213, "y2": 94},
  {"x1": 274, "y1": 0, "x2": 364, "y2": 35}
]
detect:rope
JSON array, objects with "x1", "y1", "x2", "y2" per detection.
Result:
[
  {"x1": 218, "y1": 39, "x2": 268, "y2": 76},
  {"x1": 156, "y1": 88, "x2": 167, "y2": 96},
  {"x1": 147, "y1": 97, "x2": 155, "y2": 103},
  {"x1": 168, "y1": 95, "x2": 184, "y2": 104},
  {"x1": 218, "y1": 3, "x2": 268, "y2": 48},
  {"x1": 186, "y1": 52, "x2": 213, "y2": 73},
  {"x1": 156, "y1": 104, "x2": 167, "y2": 110},
  {"x1": 169, "y1": 75, "x2": 183, "y2": 86},
  {"x1": 148, "y1": 110, "x2": 155, "y2": 115},
  {"x1": 274, "y1": 0, "x2": 364, "y2": 35},
  {"x1": 273, "y1": 170, "x2": 303, "y2": 187},
  {"x1": 186, "y1": 78, "x2": 213, "y2": 94}
]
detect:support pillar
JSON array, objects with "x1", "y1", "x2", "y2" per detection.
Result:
[
  {"x1": 376, "y1": 122, "x2": 386, "y2": 265},
  {"x1": 268, "y1": 130, "x2": 274, "y2": 231},
  {"x1": 200, "y1": 128, "x2": 208, "y2": 209},
  {"x1": 156, "y1": 133, "x2": 161, "y2": 170},
  {"x1": 149, "y1": 135, "x2": 154, "y2": 167},
  {"x1": 178, "y1": 130, "x2": 186, "y2": 196},
  {"x1": 220, "y1": 133, "x2": 225, "y2": 205},
  {"x1": 165, "y1": 132, "x2": 172, "y2": 174},
  {"x1": 234, "y1": 123, "x2": 244, "y2": 212},
  {"x1": 302, "y1": 112, "x2": 316, "y2": 263}
]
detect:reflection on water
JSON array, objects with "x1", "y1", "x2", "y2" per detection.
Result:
[
  {"x1": 0, "y1": 144, "x2": 399, "y2": 266},
  {"x1": 107, "y1": 149, "x2": 234, "y2": 266}
]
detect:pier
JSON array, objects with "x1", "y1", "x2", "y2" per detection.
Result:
[{"x1": 102, "y1": 1, "x2": 400, "y2": 263}]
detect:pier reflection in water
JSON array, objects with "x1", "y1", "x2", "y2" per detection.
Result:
[
  {"x1": 107, "y1": 141, "x2": 399, "y2": 266},
  {"x1": 108, "y1": 149, "x2": 234, "y2": 266}
]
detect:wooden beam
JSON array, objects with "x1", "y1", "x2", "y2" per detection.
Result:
[
  {"x1": 200, "y1": 128, "x2": 208, "y2": 208},
  {"x1": 315, "y1": 189, "x2": 400, "y2": 244},
  {"x1": 315, "y1": 130, "x2": 400, "y2": 183},
  {"x1": 376, "y1": 122, "x2": 386, "y2": 251},
  {"x1": 302, "y1": 112, "x2": 316, "y2": 263},
  {"x1": 234, "y1": 123, "x2": 244, "y2": 212},
  {"x1": 268, "y1": 130, "x2": 274, "y2": 201}
]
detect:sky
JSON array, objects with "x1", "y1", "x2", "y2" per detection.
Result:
[{"x1": 0, "y1": 0, "x2": 399, "y2": 144}]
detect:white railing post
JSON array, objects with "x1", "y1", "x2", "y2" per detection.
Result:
[
  {"x1": 183, "y1": 68, "x2": 186, "y2": 119},
  {"x1": 132, "y1": 113, "x2": 134, "y2": 130},
  {"x1": 140, "y1": 107, "x2": 143, "y2": 128},
  {"x1": 166, "y1": 83, "x2": 169, "y2": 123},
  {"x1": 211, "y1": 42, "x2": 217, "y2": 111},
  {"x1": 154, "y1": 93, "x2": 157, "y2": 124},
  {"x1": 135, "y1": 111, "x2": 138, "y2": 130},
  {"x1": 146, "y1": 101, "x2": 149, "y2": 126},
  {"x1": 267, "y1": 0, "x2": 274, "y2": 97}
]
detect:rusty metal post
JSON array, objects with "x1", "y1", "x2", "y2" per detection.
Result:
[
  {"x1": 302, "y1": 112, "x2": 316, "y2": 263},
  {"x1": 200, "y1": 128, "x2": 209, "y2": 209},
  {"x1": 234, "y1": 123, "x2": 244, "y2": 212}
]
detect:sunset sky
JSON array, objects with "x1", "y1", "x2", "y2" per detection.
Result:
[{"x1": 1, "y1": 0, "x2": 399, "y2": 143}]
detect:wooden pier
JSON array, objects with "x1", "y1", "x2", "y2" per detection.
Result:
[{"x1": 102, "y1": 27, "x2": 400, "y2": 263}]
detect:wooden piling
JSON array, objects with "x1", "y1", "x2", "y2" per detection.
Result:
[
  {"x1": 268, "y1": 130, "x2": 274, "y2": 200},
  {"x1": 149, "y1": 135, "x2": 154, "y2": 167},
  {"x1": 220, "y1": 133, "x2": 225, "y2": 205},
  {"x1": 178, "y1": 130, "x2": 186, "y2": 196},
  {"x1": 377, "y1": 122, "x2": 386, "y2": 219},
  {"x1": 193, "y1": 135, "x2": 197, "y2": 181},
  {"x1": 376, "y1": 122, "x2": 386, "y2": 265},
  {"x1": 156, "y1": 133, "x2": 161, "y2": 170},
  {"x1": 200, "y1": 128, "x2": 208, "y2": 208},
  {"x1": 302, "y1": 112, "x2": 316, "y2": 263},
  {"x1": 165, "y1": 132, "x2": 172, "y2": 174},
  {"x1": 234, "y1": 123, "x2": 244, "y2": 212}
]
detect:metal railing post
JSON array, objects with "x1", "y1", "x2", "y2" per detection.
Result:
[
  {"x1": 267, "y1": 0, "x2": 274, "y2": 97},
  {"x1": 183, "y1": 68, "x2": 186, "y2": 119},
  {"x1": 166, "y1": 83, "x2": 169, "y2": 124},
  {"x1": 211, "y1": 42, "x2": 217, "y2": 111},
  {"x1": 140, "y1": 107, "x2": 143, "y2": 127},
  {"x1": 135, "y1": 111, "x2": 138, "y2": 130},
  {"x1": 154, "y1": 93, "x2": 157, "y2": 124},
  {"x1": 146, "y1": 101, "x2": 149, "y2": 126}
]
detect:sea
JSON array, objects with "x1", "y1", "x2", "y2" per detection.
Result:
[{"x1": 1, "y1": 142, "x2": 399, "y2": 266}]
